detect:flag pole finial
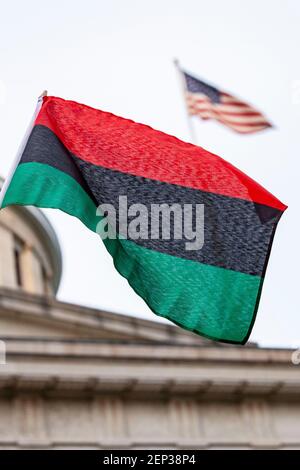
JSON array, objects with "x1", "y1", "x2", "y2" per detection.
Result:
[{"x1": 39, "y1": 90, "x2": 48, "y2": 100}]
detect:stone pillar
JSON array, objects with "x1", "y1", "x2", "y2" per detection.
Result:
[
  {"x1": 93, "y1": 397, "x2": 128, "y2": 448},
  {"x1": 0, "y1": 224, "x2": 17, "y2": 289},
  {"x1": 242, "y1": 399, "x2": 280, "y2": 448},
  {"x1": 14, "y1": 395, "x2": 48, "y2": 447},
  {"x1": 168, "y1": 398, "x2": 204, "y2": 447}
]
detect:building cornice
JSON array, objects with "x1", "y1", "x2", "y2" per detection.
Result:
[
  {"x1": 0, "y1": 287, "x2": 217, "y2": 345},
  {"x1": 2, "y1": 337, "x2": 295, "y2": 364},
  {"x1": 0, "y1": 370, "x2": 299, "y2": 400},
  {"x1": 0, "y1": 338, "x2": 298, "y2": 400}
]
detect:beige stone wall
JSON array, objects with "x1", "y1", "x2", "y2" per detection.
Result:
[
  {"x1": 0, "y1": 288, "x2": 298, "y2": 450},
  {"x1": 0, "y1": 207, "x2": 53, "y2": 295},
  {"x1": 0, "y1": 395, "x2": 299, "y2": 449},
  {"x1": 0, "y1": 223, "x2": 17, "y2": 288}
]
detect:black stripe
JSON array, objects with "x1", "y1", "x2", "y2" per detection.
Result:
[
  {"x1": 20, "y1": 125, "x2": 98, "y2": 204},
  {"x1": 21, "y1": 124, "x2": 282, "y2": 276}
]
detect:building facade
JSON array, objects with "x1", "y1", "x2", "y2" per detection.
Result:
[{"x1": 0, "y1": 190, "x2": 299, "y2": 449}]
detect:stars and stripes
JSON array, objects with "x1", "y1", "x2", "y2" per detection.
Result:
[{"x1": 182, "y1": 71, "x2": 272, "y2": 134}]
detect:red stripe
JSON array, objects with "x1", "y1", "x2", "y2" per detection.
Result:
[
  {"x1": 188, "y1": 102, "x2": 270, "y2": 126},
  {"x1": 186, "y1": 95, "x2": 210, "y2": 104},
  {"x1": 220, "y1": 101, "x2": 256, "y2": 108},
  {"x1": 190, "y1": 105, "x2": 268, "y2": 122},
  {"x1": 216, "y1": 116, "x2": 270, "y2": 127},
  {"x1": 187, "y1": 93, "x2": 251, "y2": 108},
  {"x1": 188, "y1": 107, "x2": 270, "y2": 129},
  {"x1": 187, "y1": 97, "x2": 267, "y2": 117},
  {"x1": 34, "y1": 96, "x2": 286, "y2": 211},
  {"x1": 217, "y1": 121, "x2": 270, "y2": 133},
  {"x1": 215, "y1": 110, "x2": 267, "y2": 118}
]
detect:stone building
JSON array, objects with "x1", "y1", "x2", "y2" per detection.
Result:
[{"x1": 0, "y1": 181, "x2": 299, "y2": 449}]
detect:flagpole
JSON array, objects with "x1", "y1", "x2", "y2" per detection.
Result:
[
  {"x1": 0, "y1": 90, "x2": 47, "y2": 208},
  {"x1": 173, "y1": 59, "x2": 198, "y2": 145}
]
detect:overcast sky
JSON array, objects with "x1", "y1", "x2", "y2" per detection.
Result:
[{"x1": 0, "y1": 0, "x2": 299, "y2": 347}]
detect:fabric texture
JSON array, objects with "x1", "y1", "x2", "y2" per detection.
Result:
[{"x1": 1, "y1": 96, "x2": 287, "y2": 344}]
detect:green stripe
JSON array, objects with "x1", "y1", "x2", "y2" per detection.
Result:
[{"x1": 2, "y1": 162, "x2": 262, "y2": 343}]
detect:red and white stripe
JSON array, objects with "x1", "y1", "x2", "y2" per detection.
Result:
[{"x1": 185, "y1": 92, "x2": 271, "y2": 134}]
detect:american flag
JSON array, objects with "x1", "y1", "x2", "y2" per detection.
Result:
[{"x1": 182, "y1": 70, "x2": 272, "y2": 134}]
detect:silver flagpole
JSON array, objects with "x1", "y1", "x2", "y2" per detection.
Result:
[
  {"x1": 173, "y1": 59, "x2": 198, "y2": 145},
  {"x1": 0, "y1": 90, "x2": 47, "y2": 208}
]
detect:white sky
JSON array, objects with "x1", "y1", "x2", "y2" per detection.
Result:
[{"x1": 0, "y1": 0, "x2": 299, "y2": 347}]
